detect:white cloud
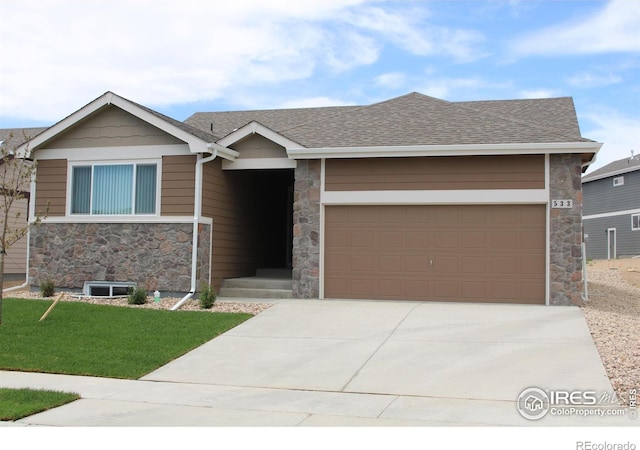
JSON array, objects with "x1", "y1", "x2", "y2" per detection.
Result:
[
  {"x1": 374, "y1": 72, "x2": 407, "y2": 89},
  {"x1": 567, "y1": 72, "x2": 623, "y2": 88},
  {"x1": 519, "y1": 88, "x2": 562, "y2": 99},
  {"x1": 279, "y1": 96, "x2": 354, "y2": 109},
  {"x1": 512, "y1": 0, "x2": 640, "y2": 56},
  {"x1": 0, "y1": 0, "x2": 486, "y2": 123},
  {"x1": 582, "y1": 109, "x2": 640, "y2": 172},
  {"x1": 417, "y1": 74, "x2": 511, "y2": 101}
]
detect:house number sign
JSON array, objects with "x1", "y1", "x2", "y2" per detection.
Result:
[{"x1": 551, "y1": 199, "x2": 573, "y2": 208}]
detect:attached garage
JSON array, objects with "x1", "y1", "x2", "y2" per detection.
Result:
[{"x1": 324, "y1": 204, "x2": 546, "y2": 304}]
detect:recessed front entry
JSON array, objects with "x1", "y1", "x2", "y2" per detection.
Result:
[{"x1": 324, "y1": 204, "x2": 546, "y2": 304}]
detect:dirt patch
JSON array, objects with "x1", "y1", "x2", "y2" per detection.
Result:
[{"x1": 583, "y1": 258, "x2": 640, "y2": 406}]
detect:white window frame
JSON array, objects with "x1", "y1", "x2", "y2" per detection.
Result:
[
  {"x1": 67, "y1": 159, "x2": 161, "y2": 217},
  {"x1": 632, "y1": 214, "x2": 640, "y2": 231},
  {"x1": 613, "y1": 176, "x2": 624, "y2": 187}
]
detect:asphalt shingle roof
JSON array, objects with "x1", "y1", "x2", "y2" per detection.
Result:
[
  {"x1": 582, "y1": 155, "x2": 640, "y2": 182},
  {"x1": 186, "y1": 92, "x2": 593, "y2": 148},
  {"x1": 0, "y1": 127, "x2": 49, "y2": 152}
]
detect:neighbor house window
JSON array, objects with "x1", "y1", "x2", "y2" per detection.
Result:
[
  {"x1": 71, "y1": 163, "x2": 158, "y2": 215},
  {"x1": 633, "y1": 214, "x2": 640, "y2": 231},
  {"x1": 613, "y1": 176, "x2": 624, "y2": 187}
]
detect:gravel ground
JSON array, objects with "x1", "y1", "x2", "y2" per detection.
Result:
[
  {"x1": 3, "y1": 290, "x2": 273, "y2": 316},
  {"x1": 583, "y1": 259, "x2": 640, "y2": 406},
  {"x1": 4, "y1": 261, "x2": 639, "y2": 406}
]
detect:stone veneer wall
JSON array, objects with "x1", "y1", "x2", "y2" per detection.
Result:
[
  {"x1": 549, "y1": 154, "x2": 585, "y2": 305},
  {"x1": 292, "y1": 160, "x2": 321, "y2": 298},
  {"x1": 29, "y1": 222, "x2": 211, "y2": 293}
]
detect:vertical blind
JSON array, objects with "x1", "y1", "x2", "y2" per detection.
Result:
[{"x1": 71, "y1": 163, "x2": 157, "y2": 215}]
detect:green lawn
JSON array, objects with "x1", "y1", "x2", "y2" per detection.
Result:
[
  {"x1": 0, "y1": 388, "x2": 80, "y2": 421},
  {"x1": 0, "y1": 298, "x2": 252, "y2": 379}
]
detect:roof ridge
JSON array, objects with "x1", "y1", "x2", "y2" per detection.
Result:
[{"x1": 276, "y1": 92, "x2": 447, "y2": 136}]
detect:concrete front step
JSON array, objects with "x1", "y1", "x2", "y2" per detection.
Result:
[
  {"x1": 217, "y1": 287, "x2": 293, "y2": 299},
  {"x1": 222, "y1": 277, "x2": 292, "y2": 290}
]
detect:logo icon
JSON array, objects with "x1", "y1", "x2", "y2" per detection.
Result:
[{"x1": 517, "y1": 387, "x2": 550, "y2": 420}]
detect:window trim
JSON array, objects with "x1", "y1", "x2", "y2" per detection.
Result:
[
  {"x1": 613, "y1": 176, "x2": 624, "y2": 187},
  {"x1": 632, "y1": 213, "x2": 640, "y2": 231},
  {"x1": 67, "y1": 159, "x2": 161, "y2": 217}
]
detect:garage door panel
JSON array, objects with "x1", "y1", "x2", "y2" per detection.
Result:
[
  {"x1": 433, "y1": 256, "x2": 460, "y2": 273},
  {"x1": 405, "y1": 231, "x2": 430, "y2": 248},
  {"x1": 351, "y1": 255, "x2": 375, "y2": 271},
  {"x1": 491, "y1": 256, "x2": 518, "y2": 274},
  {"x1": 325, "y1": 253, "x2": 350, "y2": 271},
  {"x1": 434, "y1": 231, "x2": 459, "y2": 248},
  {"x1": 461, "y1": 256, "x2": 488, "y2": 274},
  {"x1": 325, "y1": 205, "x2": 545, "y2": 304},
  {"x1": 379, "y1": 231, "x2": 403, "y2": 247},
  {"x1": 404, "y1": 255, "x2": 429, "y2": 272},
  {"x1": 461, "y1": 231, "x2": 488, "y2": 248}
]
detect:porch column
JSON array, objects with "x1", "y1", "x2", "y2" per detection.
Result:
[
  {"x1": 549, "y1": 154, "x2": 584, "y2": 305},
  {"x1": 292, "y1": 159, "x2": 321, "y2": 298}
]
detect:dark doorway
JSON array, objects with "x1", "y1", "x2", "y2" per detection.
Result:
[{"x1": 226, "y1": 169, "x2": 294, "y2": 270}]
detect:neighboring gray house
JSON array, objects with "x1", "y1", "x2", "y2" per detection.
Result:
[{"x1": 582, "y1": 155, "x2": 640, "y2": 259}]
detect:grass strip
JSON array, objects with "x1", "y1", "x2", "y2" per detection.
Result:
[
  {"x1": 0, "y1": 298, "x2": 252, "y2": 379},
  {"x1": 0, "y1": 388, "x2": 80, "y2": 421}
]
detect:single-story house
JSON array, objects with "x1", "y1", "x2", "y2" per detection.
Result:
[
  {"x1": 582, "y1": 155, "x2": 640, "y2": 259},
  {"x1": 16, "y1": 91, "x2": 601, "y2": 305}
]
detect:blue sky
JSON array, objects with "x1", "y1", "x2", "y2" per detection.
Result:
[{"x1": 0, "y1": 0, "x2": 638, "y2": 172}]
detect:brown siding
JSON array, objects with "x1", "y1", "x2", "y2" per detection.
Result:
[
  {"x1": 35, "y1": 159, "x2": 67, "y2": 216},
  {"x1": 325, "y1": 155, "x2": 545, "y2": 191},
  {"x1": 202, "y1": 159, "x2": 260, "y2": 291},
  {"x1": 161, "y1": 155, "x2": 195, "y2": 216},
  {"x1": 231, "y1": 134, "x2": 287, "y2": 159},
  {"x1": 45, "y1": 105, "x2": 184, "y2": 148}
]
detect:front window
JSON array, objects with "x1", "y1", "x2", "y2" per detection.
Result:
[
  {"x1": 71, "y1": 163, "x2": 158, "y2": 215},
  {"x1": 633, "y1": 214, "x2": 640, "y2": 231}
]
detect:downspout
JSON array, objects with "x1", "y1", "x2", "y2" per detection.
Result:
[{"x1": 171, "y1": 145, "x2": 217, "y2": 311}]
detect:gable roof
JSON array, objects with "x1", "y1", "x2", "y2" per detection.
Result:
[
  {"x1": 187, "y1": 92, "x2": 593, "y2": 149},
  {"x1": 15, "y1": 92, "x2": 235, "y2": 159},
  {"x1": 582, "y1": 155, "x2": 640, "y2": 183}
]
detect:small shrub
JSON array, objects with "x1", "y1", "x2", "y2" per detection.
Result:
[
  {"x1": 127, "y1": 286, "x2": 148, "y2": 305},
  {"x1": 39, "y1": 279, "x2": 55, "y2": 297},
  {"x1": 199, "y1": 284, "x2": 216, "y2": 309}
]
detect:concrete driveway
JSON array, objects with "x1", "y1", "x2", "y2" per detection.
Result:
[{"x1": 0, "y1": 300, "x2": 632, "y2": 426}]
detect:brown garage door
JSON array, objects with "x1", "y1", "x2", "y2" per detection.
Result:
[{"x1": 324, "y1": 205, "x2": 546, "y2": 304}]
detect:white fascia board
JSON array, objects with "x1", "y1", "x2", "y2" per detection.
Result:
[
  {"x1": 322, "y1": 189, "x2": 549, "y2": 205},
  {"x1": 222, "y1": 158, "x2": 297, "y2": 170},
  {"x1": 217, "y1": 121, "x2": 303, "y2": 150},
  {"x1": 288, "y1": 141, "x2": 602, "y2": 160}
]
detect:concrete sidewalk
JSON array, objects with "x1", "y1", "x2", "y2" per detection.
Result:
[{"x1": 0, "y1": 300, "x2": 635, "y2": 426}]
